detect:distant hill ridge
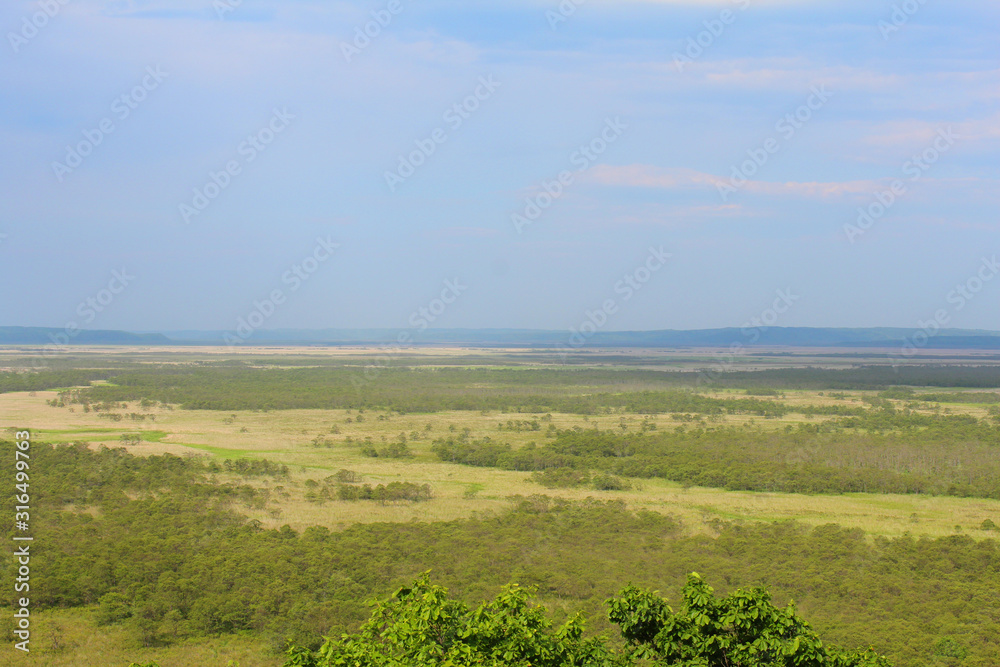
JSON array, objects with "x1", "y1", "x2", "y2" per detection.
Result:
[
  {"x1": 0, "y1": 326, "x2": 170, "y2": 345},
  {"x1": 3, "y1": 325, "x2": 1000, "y2": 348}
]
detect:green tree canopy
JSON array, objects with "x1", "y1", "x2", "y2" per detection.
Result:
[
  {"x1": 285, "y1": 574, "x2": 891, "y2": 667},
  {"x1": 608, "y1": 573, "x2": 891, "y2": 667}
]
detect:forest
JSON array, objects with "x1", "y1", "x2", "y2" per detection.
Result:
[
  {"x1": 432, "y1": 414, "x2": 1000, "y2": 498},
  {"x1": 2, "y1": 439, "x2": 999, "y2": 665},
  {"x1": 11, "y1": 362, "x2": 1000, "y2": 415}
]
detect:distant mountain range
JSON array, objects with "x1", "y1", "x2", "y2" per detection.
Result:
[
  {"x1": 0, "y1": 326, "x2": 170, "y2": 345},
  {"x1": 4, "y1": 325, "x2": 1000, "y2": 349}
]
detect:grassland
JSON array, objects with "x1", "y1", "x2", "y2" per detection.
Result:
[
  {"x1": 2, "y1": 352, "x2": 999, "y2": 539},
  {"x1": 2, "y1": 346, "x2": 999, "y2": 666},
  {"x1": 1, "y1": 607, "x2": 279, "y2": 667}
]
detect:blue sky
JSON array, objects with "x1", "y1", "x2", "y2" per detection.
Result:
[{"x1": 2, "y1": 0, "x2": 998, "y2": 333}]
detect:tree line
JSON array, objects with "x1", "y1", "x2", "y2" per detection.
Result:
[
  {"x1": 432, "y1": 414, "x2": 1000, "y2": 498},
  {"x1": 36, "y1": 363, "x2": 1000, "y2": 414}
]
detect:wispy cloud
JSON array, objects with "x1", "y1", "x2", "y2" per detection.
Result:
[
  {"x1": 862, "y1": 114, "x2": 1000, "y2": 151},
  {"x1": 586, "y1": 164, "x2": 883, "y2": 200}
]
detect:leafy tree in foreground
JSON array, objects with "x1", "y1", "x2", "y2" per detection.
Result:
[
  {"x1": 284, "y1": 574, "x2": 891, "y2": 667},
  {"x1": 285, "y1": 573, "x2": 614, "y2": 667},
  {"x1": 608, "y1": 574, "x2": 892, "y2": 667}
]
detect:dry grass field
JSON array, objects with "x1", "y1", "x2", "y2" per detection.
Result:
[
  {"x1": 1, "y1": 607, "x2": 279, "y2": 667},
  {"x1": 3, "y1": 379, "x2": 998, "y2": 542}
]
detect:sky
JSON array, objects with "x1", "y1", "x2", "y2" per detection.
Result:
[{"x1": 1, "y1": 0, "x2": 998, "y2": 336}]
